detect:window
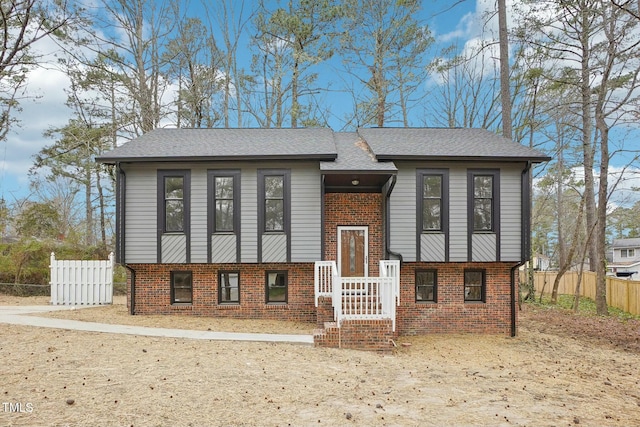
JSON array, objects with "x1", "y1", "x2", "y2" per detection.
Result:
[
  {"x1": 473, "y1": 176, "x2": 493, "y2": 231},
  {"x1": 209, "y1": 171, "x2": 240, "y2": 233},
  {"x1": 418, "y1": 170, "x2": 448, "y2": 234},
  {"x1": 171, "y1": 271, "x2": 193, "y2": 304},
  {"x1": 165, "y1": 176, "x2": 185, "y2": 232},
  {"x1": 464, "y1": 270, "x2": 485, "y2": 302},
  {"x1": 158, "y1": 170, "x2": 190, "y2": 234},
  {"x1": 423, "y1": 176, "x2": 442, "y2": 231},
  {"x1": 266, "y1": 271, "x2": 287, "y2": 303},
  {"x1": 218, "y1": 271, "x2": 240, "y2": 304},
  {"x1": 621, "y1": 249, "x2": 635, "y2": 258},
  {"x1": 468, "y1": 170, "x2": 499, "y2": 233},
  {"x1": 264, "y1": 176, "x2": 284, "y2": 231},
  {"x1": 416, "y1": 270, "x2": 437, "y2": 302}
]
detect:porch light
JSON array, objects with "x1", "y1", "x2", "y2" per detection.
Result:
[{"x1": 351, "y1": 178, "x2": 360, "y2": 186}]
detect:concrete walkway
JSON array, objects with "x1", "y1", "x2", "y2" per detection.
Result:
[{"x1": 0, "y1": 305, "x2": 314, "y2": 345}]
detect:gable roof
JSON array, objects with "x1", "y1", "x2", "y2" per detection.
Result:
[
  {"x1": 96, "y1": 128, "x2": 338, "y2": 163},
  {"x1": 358, "y1": 128, "x2": 551, "y2": 162},
  {"x1": 97, "y1": 127, "x2": 551, "y2": 165},
  {"x1": 320, "y1": 132, "x2": 397, "y2": 173}
]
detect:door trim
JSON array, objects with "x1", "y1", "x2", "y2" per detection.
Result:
[{"x1": 337, "y1": 226, "x2": 368, "y2": 277}]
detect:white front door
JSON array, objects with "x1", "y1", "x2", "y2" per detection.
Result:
[{"x1": 337, "y1": 226, "x2": 368, "y2": 277}]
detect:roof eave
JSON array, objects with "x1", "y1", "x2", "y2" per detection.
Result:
[
  {"x1": 375, "y1": 155, "x2": 552, "y2": 163},
  {"x1": 96, "y1": 153, "x2": 338, "y2": 164}
]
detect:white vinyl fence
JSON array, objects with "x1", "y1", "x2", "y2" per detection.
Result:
[{"x1": 50, "y1": 252, "x2": 114, "y2": 305}]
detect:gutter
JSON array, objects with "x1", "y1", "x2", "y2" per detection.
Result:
[
  {"x1": 510, "y1": 161, "x2": 533, "y2": 337},
  {"x1": 117, "y1": 162, "x2": 136, "y2": 316},
  {"x1": 384, "y1": 175, "x2": 403, "y2": 263}
]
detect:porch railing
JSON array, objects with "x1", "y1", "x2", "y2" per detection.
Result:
[{"x1": 314, "y1": 260, "x2": 400, "y2": 331}]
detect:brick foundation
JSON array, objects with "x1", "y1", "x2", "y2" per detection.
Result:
[
  {"x1": 395, "y1": 262, "x2": 516, "y2": 335},
  {"x1": 127, "y1": 263, "x2": 316, "y2": 323},
  {"x1": 126, "y1": 259, "x2": 516, "y2": 348}
]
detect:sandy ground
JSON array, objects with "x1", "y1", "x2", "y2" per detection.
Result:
[{"x1": 1, "y1": 296, "x2": 639, "y2": 426}]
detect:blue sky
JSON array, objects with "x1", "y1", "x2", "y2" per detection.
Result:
[{"x1": 0, "y1": 0, "x2": 637, "y2": 206}]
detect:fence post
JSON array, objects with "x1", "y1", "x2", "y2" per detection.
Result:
[{"x1": 49, "y1": 252, "x2": 56, "y2": 305}]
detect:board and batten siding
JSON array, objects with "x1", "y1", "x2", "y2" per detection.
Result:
[
  {"x1": 122, "y1": 161, "x2": 322, "y2": 265},
  {"x1": 389, "y1": 162, "x2": 525, "y2": 263}
]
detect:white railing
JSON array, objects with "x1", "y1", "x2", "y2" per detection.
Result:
[
  {"x1": 380, "y1": 260, "x2": 401, "y2": 306},
  {"x1": 335, "y1": 276, "x2": 396, "y2": 331},
  {"x1": 314, "y1": 261, "x2": 338, "y2": 306},
  {"x1": 314, "y1": 260, "x2": 399, "y2": 331},
  {"x1": 50, "y1": 252, "x2": 114, "y2": 305}
]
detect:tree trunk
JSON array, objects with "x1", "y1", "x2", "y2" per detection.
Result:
[{"x1": 498, "y1": 0, "x2": 512, "y2": 139}]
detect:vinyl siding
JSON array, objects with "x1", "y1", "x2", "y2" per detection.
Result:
[
  {"x1": 290, "y1": 164, "x2": 322, "y2": 262},
  {"x1": 240, "y1": 168, "x2": 258, "y2": 262},
  {"x1": 389, "y1": 166, "x2": 417, "y2": 261},
  {"x1": 500, "y1": 166, "x2": 522, "y2": 262},
  {"x1": 211, "y1": 234, "x2": 237, "y2": 263},
  {"x1": 472, "y1": 233, "x2": 497, "y2": 262},
  {"x1": 161, "y1": 234, "x2": 187, "y2": 263},
  {"x1": 190, "y1": 168, "x2": 208, "y2": 263},
  {"x1": 390, "y1": 161, "x2": 525, "y2": 263},
  {"x1": 421, "y1": 233, "x2": 446, "y2": 262},
  {"x1": 123, "y1": 164, "x2": 157, "y2": 263},
  {"x1": 448, "y1": 165, "x2": 468, "y2": 261},
  {"x1": 262, "y1": 233, "x2": 287, "y2": 262}
]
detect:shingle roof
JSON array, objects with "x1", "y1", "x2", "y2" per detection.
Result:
[
  {"x1": 97, "y1": 127, "x2": 551, "y2": 166},
  {"x1": 358, "y1": 128, "x2": 550, "y2": 162},
  {"x1": 96, "y1": 128, "x2": 338, "y2": 163},
  {"x1": 612, "y1": 238, "x2": 640, "y2": 248},
  {"x1": 320, "y1": 132, "x2": 397, "y2": 173}
]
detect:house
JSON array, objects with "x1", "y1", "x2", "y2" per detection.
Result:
[
  {"x1": 608, "y1": 238, "x2": 640, "y2": 279},
  {"x1": 97, "y1": 127, "x2": 549, "y2": 350}
]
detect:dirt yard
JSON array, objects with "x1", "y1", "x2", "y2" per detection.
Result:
[{"x1": 1, "y1": 296, "x2": 639, "y2": 426}]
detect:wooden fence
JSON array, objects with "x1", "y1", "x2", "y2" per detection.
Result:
[
  {"x1": 523, "y1": 271, "x2": 640, "y2": 315},
  {"x1": 50, "y1": 252, "x2": 114, "y2": 305}
]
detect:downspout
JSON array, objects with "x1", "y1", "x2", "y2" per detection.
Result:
[
  {"x1": 117, "y1": 162, "x2": 136, "y2": 315},
  {"x1": 510, "y1": 161, "x2": 532, "y2": 337},
  {"x1": 385, "y1": 175, "x2": 403, "y2": 263}
]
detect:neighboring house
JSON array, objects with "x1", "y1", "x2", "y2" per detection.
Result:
[
  {"x1": 97, "y1": 127, "x2": 549, "y2": 349},
  {"x1": 608, "y1": 238, "x2": 640, "y2": 279}
]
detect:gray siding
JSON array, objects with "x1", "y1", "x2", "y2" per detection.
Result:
[
  {"x1": 161, "y1": 234, "x2": 187, "y2": 263},
  {"x1": 390, "y1": 162, "x2": 525, "y2": 263},
  {"x1": 421, "y1": 233, "x2": 446, "y2": 262},
  {"x1": 190, "y1": 168, "x2": 208, "y2": 263},
  {"x1": 262, "y1": 233, "x2": 287, "y2": 262},
  {"x1": 211, "y1": 234, "x2": 237, "y2": 263},
  {"x1": 471, "y1": 233, "x2": 496, "y2": 262},
  {"x1": 122, "y1": 161, "x2": 322, "y2": 265},
  {"x1": 448, "y1": 165, "x2": 468, "y2": 262},
  {"x1": 500, "y1": 166, "x2": 522, "y2": 262},
  {"x1": 123, "y1": 164, "x2": 157, "y2": 263},
  {"x1": 389, "y1": 166, "x2": 417, "y2": 261},
  {"x1": 240, "y1": 168, "x2": 258, "y2": 262},
  {"x1": 290, "y1": 164, "x2": 322, "y2": 262}
]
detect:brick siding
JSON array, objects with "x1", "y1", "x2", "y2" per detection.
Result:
[
  {"x1": 396, "y1": 262, "x2": 516, "y2": 335},
  {"x1": 126, "y1": 261, "x2": 515, "y2": 337},
  {"x1": 127, "y1": 263, "x2": 316, "y2": 322},
  {"x1": 323, "y1": 192, "x2": 383, "y2": 276}
]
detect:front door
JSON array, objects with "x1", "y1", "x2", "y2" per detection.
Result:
[{"x1": 337, "y1": 226, "x2": 368, "y2": 277}]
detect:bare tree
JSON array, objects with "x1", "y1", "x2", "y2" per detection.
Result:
[{"x1": 0, "y1": 0, "x2": 83, "y2": 141}]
